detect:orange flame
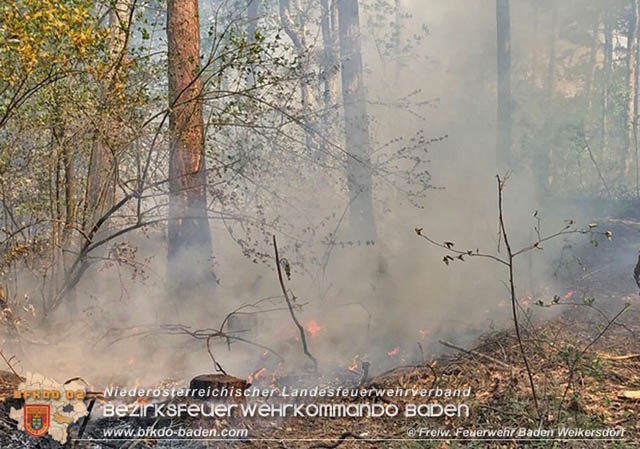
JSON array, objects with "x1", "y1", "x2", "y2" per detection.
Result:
[
  {"x1": 306, "y1": 320, "x2": 325, "y2": 336},
  {"x1": 419, "y1": 329, "x2": 432, "y2": 339},
  {"x1": 563, "y1": 290, "x2": 575, "y2": 300},
  {"x1": 248, "y1": 367, "x2": 267, "y2": 384},
  {"x1": 347, "y1": 355, "x2": 360, "y2": 372},
  {"x1": 387, "y1": 346, "x2": 400, "y2": 357}
]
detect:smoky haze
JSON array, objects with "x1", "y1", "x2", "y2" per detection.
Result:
[{"x1": 5, "y1": 0, "x2": 628, "y2": 389}]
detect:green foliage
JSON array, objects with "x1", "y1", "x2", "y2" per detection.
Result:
[{"x1": 0, "y1": 0, "x2": 105, "y2": 82}]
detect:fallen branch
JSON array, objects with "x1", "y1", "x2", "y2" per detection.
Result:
[
  {"x1": 439, "y1": 340, "x2": 514, "y2": 370},
  {"x1": 0, "y1": 349, "x2": 21, "y2": 381},
  {"x1": 272, "y1": 235, "x2": 318, "y2": 371},
  {"x1": 102, "y1": 323, "x2": 286, "y2": 364},
  {"x1": 620, "y1": 390, "x2": 640, "y2": 400},
  {"x1": 597, "y1": 352, "x2": 640, "y2": 361}
]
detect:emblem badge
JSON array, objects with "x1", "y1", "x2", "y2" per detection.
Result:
[{"x1": 24, "y1": 404, "x2": 50, "y2": 437}]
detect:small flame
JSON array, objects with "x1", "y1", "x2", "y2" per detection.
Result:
[
  {"x1": 347, "y1": 355, "x2": 360, "y2": 372},
  {"x1": 419, "y1": 329, "x2": 432, "y2": 339},
  {"x1": 306, "y1": 320, "x2": 325, "y2": 336},
  {"x1": 387, "y1": 346, "x2": 400, "y2": 357},
  {"x1": 563, "y1": 290, "x2": 575, "y2": 300},
  {"x1": 248, "y1": 367, "x2": 267, "y2": 384}
]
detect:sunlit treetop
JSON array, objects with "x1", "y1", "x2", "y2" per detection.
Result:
[{"x1": 0, "y1": 0, "x2": 107, "y2": 85}]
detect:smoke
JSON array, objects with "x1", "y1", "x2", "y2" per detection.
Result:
[{"x1": 5, "y1": 0, "x2": 625, "y2": 389}]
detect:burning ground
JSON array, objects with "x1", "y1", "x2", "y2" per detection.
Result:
[
  {"x1": 0, "y1": 200, "x2": 637, "y2": 449},
  {"x1": 0, "y1": 262, "x2": 638, "y2": 448}
]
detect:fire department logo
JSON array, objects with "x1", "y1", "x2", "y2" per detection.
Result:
[{"x1": 24, "y1": 404, "x2": 50, "y2": 437}]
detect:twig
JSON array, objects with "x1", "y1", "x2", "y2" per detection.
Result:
[
  {"x1": 496, "y1": 174, "x2": 540, "y2": 416},
  {"x1": 438, "y1": 340, "x2": 513, "y2": 370},
  {"x1": 416, "y1": 342, "x2": 425, "y2": 364},
  {"x1": 415, "y1": 174, "x2": 613, "y2": 420},
  {"x1": 414, "y1": 230, "x2": 509, "y2": 266},
  {"x1": 206, "y1": 336, "x2": 228, "y2": 375},
  {"x1": 272, "y1": 235, "x2": 318, "y2": 371},
  {"x1": 0, "y1": 349, "x2": 21, "y2": 381},
  {"x1": 581, "y1": 125, "x2": 612, "y2": 199},
  {"x1": 557, "y1": 303, "x2": 630, "y2": 420},
  {"x1": 102, "y1": 323, "x2": 286, "y2": 363}
]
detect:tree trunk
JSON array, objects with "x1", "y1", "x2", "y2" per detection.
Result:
[
  {"x1": 393, "y1": 0, "x2": 403, "y2": 81},
  {"x1": 585, "y1": 18, "x2": 600, "y2": 115},
  {"x1": 625, "y1": 0, "x2": 639, "y2": 178},
  {"x1": 531, "y1": 1, "x2": 539, "y2": 85},
  {"x1": 337, "y1": 0, "x2": 377, "y2": 244},
  {"x1": 166, "y1": 0, "x2": 214, "y2": 290},
  {"x1": 635, "y1": 27, "x2": 640, "y2": 195},
  {"x1": 603, "y1": 14, "x2": 612, "y2": 155},
  {"x1": 52, "y1": 94, "x2": 78, "y2": 312},
  {"x1": 84, "y1": 1, "x2": 128, "y2": 232},
  {"x1": 246, "y1": 0, "x2": 258, "y2": 88},
  {"x1": 319, "y1": 0, "x2": 338, "y2": 161},
  {"x1": 496, "y1": 0, "x2": 512, "y2": 170},
  {"x1": 536, "y1": 3, "x2": 557, "y2": 198},
  {"x1": 279, "y1": 0, "x2": 317, "y2": 153}
]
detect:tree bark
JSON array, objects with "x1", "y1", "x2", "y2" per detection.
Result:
[
  {"x1": 166, "y1": 0, "x2": 214, "y2": 289},
  {"x1": 531, "y1": 1, "x2": 539, "y2": 85},
  {"x1": 603, "y1": 14, "x2": 612, "y2": 155},
  {"x1": 337, "y1": 0, "x2": 377, "y2": 243},
  {"x1": 279, "y1": 0, "x2": 317, "y2": 153},
  {"x1": 496, "y1": 0, "x2": 512, "y2": 170},
  {"x1": 625, "y1": 0, "x2": 639, "y2": 178},
  {"x1": 585, "y1": 18, "x2": 600, "y2": 115},
  {"x1": 635, "y1": 27, "x2": 640, "y2": 195},
  {"x1": 319, "y1": 0, "x2": 338, "y2": 161},
  {"x1": 535, "y1": 3, "x2": 557, "y2": 198},
  {"x1": 84, "y1": 1, "x2": 128, "y2": 232},
  {"x1": 246, "y1": 0, "x2": 258, "y2": 88}
]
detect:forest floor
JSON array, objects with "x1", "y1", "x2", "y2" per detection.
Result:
[
  {"x1": 0, "y1": 295, "x2": 637, "y2": 448},
  {"x1": 0, "y1": 219, "x2": 639, "y2": 448}
]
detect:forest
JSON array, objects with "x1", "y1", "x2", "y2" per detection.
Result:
[{"x1": 0, "y1": 0, "x2": 639, "y2": 448}]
